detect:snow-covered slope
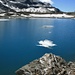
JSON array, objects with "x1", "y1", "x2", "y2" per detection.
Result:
[
  {"x1": 0, "y1": 0, "x2": 61, "y2": 13},
  {"x1": 0, "y1": 0, "x2": 16, "y2": 12}
]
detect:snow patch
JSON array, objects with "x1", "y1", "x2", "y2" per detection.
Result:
[{"x1": 39, "y1": 0, "x2": 53, "y2": 4}]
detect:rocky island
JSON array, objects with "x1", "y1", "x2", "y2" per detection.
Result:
[
  {"x1": 16, "y1": 53, "x2": 75, "y2": 75},
  {"x1": 0, "y1": 0, "x2": 74, "y2": 18}
]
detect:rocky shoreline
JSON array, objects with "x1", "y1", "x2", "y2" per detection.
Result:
[
  {"x1": 0, "y1": 12, "x2": 75, "y2": 19},
  {"x1": 16, "y1": 53, "x2": 75, "y2": 75}
]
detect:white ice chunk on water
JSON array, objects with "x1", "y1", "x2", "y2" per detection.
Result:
[
  {"x1": 37, "y1": 39, "x2": 56, "y2": 48},
  {"x1": 42, "y1": 25, "x2": 54, "y2": 28},
  {"x1": 0, "y1": 19, "x2": 9, "y2": 21}
]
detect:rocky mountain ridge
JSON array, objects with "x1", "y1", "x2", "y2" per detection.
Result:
[
  {"x1": 0, "y1": 0, "x2": 61, "y2": 13},
  {"x1": 16, "y1": 53, "x2": 75, "y2": 75}
]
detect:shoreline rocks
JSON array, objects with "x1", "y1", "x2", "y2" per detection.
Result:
[
  {"x1": 16, "y1": 53, "x2": 75, "y2": 75},
  {"x1": 0, "y1": 13, "x2": 74, "y2": 19}
]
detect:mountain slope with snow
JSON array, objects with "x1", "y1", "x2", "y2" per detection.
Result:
[{"x1": 0, "y1": 0, "x2": 62, "y2": 13}]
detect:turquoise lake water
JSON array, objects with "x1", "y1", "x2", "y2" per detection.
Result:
[{"x1": 0, "y1": 18, "x2": 75, "y2": 75}]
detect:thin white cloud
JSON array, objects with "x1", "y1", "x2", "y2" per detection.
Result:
[
  {"x1": 39, "y1": 0, "x2": 53, "y2": 4},
  {"x1": 37, "y1": 39, "x2": 56, "y2": 48}
]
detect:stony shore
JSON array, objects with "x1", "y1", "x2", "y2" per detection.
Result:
[
  {"x1": 0, "y1": 13, "x2": 75, "y2": 19},
  {"x1": 16, "y1": 53, "x2": 75, "y2": 75}
]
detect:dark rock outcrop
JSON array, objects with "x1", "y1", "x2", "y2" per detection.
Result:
[
  {"x1": 16, "y1": 53, "x2": 75, "y2": 75},
  {"x1": 0, "y1": 1, "x2": 16, "y2": 12}
]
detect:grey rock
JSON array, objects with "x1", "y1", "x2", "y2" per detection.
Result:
[{"x1": 16, "y1": 53, "x2": 75, "y2": 75}]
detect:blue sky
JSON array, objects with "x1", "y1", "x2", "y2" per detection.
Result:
[{"x1": 53, "y1": 0, "x2": 75, "y2": 12}]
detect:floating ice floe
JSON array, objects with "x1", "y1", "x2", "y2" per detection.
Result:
[
  {"x1": 49, "y1": 32, "x2": 51, "y2": 33},
  {"x1": 0, "y1": 19, "x2": 9, "y2": 21},
  {"x1": 42, "y1": 25, "x2": 54, "y2": 28},
  {"x1": 37, "y1": 39, "x2": 56, "y2": 48}
]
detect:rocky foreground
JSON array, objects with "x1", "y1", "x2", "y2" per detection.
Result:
[{"x1": 16, "y1": 53, "x2": 75, "y2": 75}]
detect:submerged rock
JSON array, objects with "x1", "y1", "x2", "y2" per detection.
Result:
[{"x1": 16, "y1": 53, "x2": 75, "y2": 75}]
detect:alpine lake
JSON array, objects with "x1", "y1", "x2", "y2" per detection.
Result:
[{"x1": 0, "y1": 18, "x2": 75, "y2": 75}]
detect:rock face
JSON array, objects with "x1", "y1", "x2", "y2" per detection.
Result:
[{"x1": 16, "y1": 53, "x2": 75, "y2": 75}]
